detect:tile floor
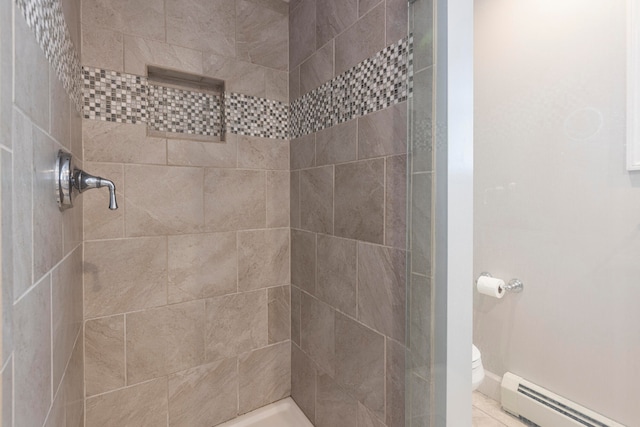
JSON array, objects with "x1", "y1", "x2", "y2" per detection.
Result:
[{"x1": 472, "y1": 392, "x2": 531, "y2": 427}]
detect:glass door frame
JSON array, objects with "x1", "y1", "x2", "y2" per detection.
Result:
[{"x1": 432, "y1": 0, "x2": 473, "y2": 425}]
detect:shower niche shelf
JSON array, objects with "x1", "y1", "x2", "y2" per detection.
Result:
[{"x1": 146, "y1": 66, "x2": 226, "y2": 142}]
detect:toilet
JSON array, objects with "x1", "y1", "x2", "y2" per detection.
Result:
[{"x1": 472, "y1": 345, "x2": 485, "y2": 390}]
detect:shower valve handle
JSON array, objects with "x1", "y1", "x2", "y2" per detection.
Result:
[
  {"x1": 55, "y1": 150, "x2": 119, "y2": 211},
  {"x1": 74, "y1": 170, "x2": 118, "y2": 210}
]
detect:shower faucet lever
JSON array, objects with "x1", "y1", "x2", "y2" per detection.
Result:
[
  {"x1": 55, "y1": 150, "x2": 119, "y2": 211},
  {"x1": 74, "y1": 170, "x2": 118, "y2": 210}
]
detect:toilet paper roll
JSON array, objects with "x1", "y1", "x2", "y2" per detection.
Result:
[{"x1": 476, "y1": 276, "x2": 505, "y2": 299}]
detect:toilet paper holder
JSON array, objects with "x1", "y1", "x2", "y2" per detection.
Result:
[{"x1": 478, "y1": 272, "x2": 524, "y2": 293}]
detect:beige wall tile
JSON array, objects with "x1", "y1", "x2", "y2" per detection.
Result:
[
  {"x1": 291, "y1": 343, "x2": 316, "y2": 422},
  {"x1": 357, "y1": 243, "x2": 406, "y2": 342},
  {"x1": 70, "y1": 107, "x2": 83, "y2": 163},
  {"x1": 14, "y1": 277, "x2": 51, "y2": 427},
  {"x1": 316, "y1": 372, "x2": 358, "y2": 427},
  {"x1": 409, "y1": 373, "x2": 429, "y2": 426},
  {"x1": 166, "y1": 0, "x2": 235, "y2": 56},
  {"x1": 335, "y1": 312, "x2": 385, "y2": 418},
  {"x1": 316, "y1": 0, "x2": 357, "y2": 48},
  {"x1": 268, "y1": 285, "x2": 291, "y2": 344},
  {"x1": 82, "y1": 26, "x2": 124, "y2": 72},
  {"x1": 300, "y1": 40, "x2": 334, "y2": 96},
  {"x1": 334, "y1": 159, "x2": 384, "y2": 244},
  {"x1": 289, "y1": 0, "x2": 316, "y2": 68},
  {"x1": 125, "y1": 165, "x2": 204, "y2": 236},
  {"x1": 44, "y1": 383, "x2": 65, "y2": 427},
  {"x1": 204, "y1": 169, "x2": 266, "y2": 232},
  {"x1": 410, "y1": 173, "x2": 432, "y2": 276},
  {"x1": 86, "y1": 378, "x2": 168, "y2": 427},
  {"x1": 385, "y1": 155, "x2": 407, "y2": 249},
  {"x1": 124, "y1": 35, "x2": 203, "y2": 77},
  {"x1": 334, "y1": 2, "x2": 385, "y2": 75},
  {"x1": 237, "y1": 135, "x2": 289, "y2": 170},
  {"x1": 168, "y1": 232, "x2": 237, "y2": 303},
  {"x1": 357, "y1": 103, "x2": 407, "y2": 159},
  {"x1": 168, "y1": 136, "x2": 237, "y2": 168},
  {"x1": 0, "y1": 359, "x2": 11, "y2": 427},
  {"x1": 52, "y1": 247, "x2": 83, "y2": 394},
  {"x1": 289, "y1": 66, "x2": 301, "y2": 101},
  {"x1": 63, "y1": 331, "x2": 84, "y2": 427},
  {"x1": 358, "y1": 402, "x2": 386, "y2": 427},
  {"x1": 85, "y1": 315, "x2": 125, "y2": 397},
  {"x1": 267, "y1": 171, "x2": 290, "y2": 228},
  {"x1": 49, "y1": 71, "x2": 71, "y2": 150},
  {"x1": 291, "y1": 133, "x2": 316, "y2": 170},
  {"x1": 238, "y1": 342, "x2": 291, "y2": 414},
  {"x1": 386, "y1": 338, "x2": 406, "y2": 427},
  {"x1": 410, "y1": 68, "x2": 433, "y2": 172},
  {"x1": 84, "y1": 237, "x2": 167, "y2": 318},
  {"x1": 205, "y1": 290, "x2": 268, "y2": 361},
  {"x1": 411, "y1": 0, "x2": 433, "y2": 72},
  {"x1": 290, "y1": 170, "x2": 301, "y2": 228},
  {"x1": 62, "y1": 189, "x2": 83, "y2": 255},
  {"x1": 33, "y1": 127, "x2": 64, "y2": 282},
  {"x1": 316, "y1": 120, "x2": 357, "y2": 166},
  {"x1": 291, "y1": 285, "x2": 302, "y2": 346},
  {"x1": 409, "y1": 274, "x2": 430, "y2": 379},
  {"x1": 0, "y1": 0, "x2": 12, "y2": 150},
  {"x1": 14, "y1": 10, "x2": 49, "y2": 130},
  {"x1": 203, "y1": 53, "x2": 266, "y2": 99},
  {"x1": 82, "y1": 0, "x2": 165, "y2": 41},
  {"x1": 301, "y1": 293, "x2": 335, "y2": 376},
  {"x1": 59, "y1": 0, "x2": 80, "y2": 49},
  {"x1": 291, "y1": 229, "x2": 316, "y2": 294},
  {"x1": 168, "y1": 358, "x2": 238, "y2": 427},
  {"x1": 265, "y1": 69, "x2": 289, "y2": 103},
  {"x1": 238, "y1": 229, "x2": 290, "y2": 291},
  {"x1": 236, "y1": 0, "x2": 289, "y2": 71},
  {"x1": 316, "y1": 235, "x2": 357, "y2": 316},
  {"x1": 83, "y1": 120, "x2": 166, "y2": 165},
  {"x1": 12, "y1": 109, "x2": 33, "y2": 300},
  {"x1": 126, "y1": 300, "x2": 205, "y2": 384},
  {"x1": 1, "y1": 150, "x2": 12, "y2": 364},
  {"x1": 83, "y1": 162, "x2": 125, "y2": 240},
  {"x1": 386, "y1": 0, "x2": 408, "y2": 45},
  {"x1": 358, "y1": 0, "x2": 382, "y2": 17},
  {"x1": 289, "y1": 0, "x2": 304, "y2": 12},
  {"x1": 300, "y1": 166, "x2": 333, "y2": 234}
]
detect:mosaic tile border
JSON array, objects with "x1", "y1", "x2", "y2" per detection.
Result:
[
  {"x1": 290, "y1": 37, "x2": 412, "y2": 139},
  {"x1": 81, "y1": 36, "x2": 410, "y2": 140},
  {"x1": 82, "y1": 67, "x2": 290, "y2": 140},
  {"x1": 17, "y1": 0, "x2": 83, "y2": 111}
]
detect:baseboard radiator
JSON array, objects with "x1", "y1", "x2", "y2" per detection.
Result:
[{"x1": 501, "y1": 373, "x2": 625, "y2": 427}]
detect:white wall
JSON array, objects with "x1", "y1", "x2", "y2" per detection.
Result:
[{"x1": 474, "y1": 1, "x2": 640, "y2": 425}]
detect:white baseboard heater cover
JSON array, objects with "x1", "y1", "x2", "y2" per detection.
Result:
[{"x1": 500, "y1": 373, "x2": 625, "y2": 427}]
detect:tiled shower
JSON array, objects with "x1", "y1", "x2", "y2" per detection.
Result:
[{"x1": 0, "y1": 0, "x2": 434, "y2": 427}]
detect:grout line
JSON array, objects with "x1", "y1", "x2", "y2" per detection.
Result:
[
  {"x1": 383, "y1": 156, "x2": 387, "y2": 246},
  {"x1": 355, "y1": 241, "x2": 359, "y2": 320},
  {"x1": 123, "y1": 313, "x2": 128, "y2": 386},
  {"x1": 383, "y1": 335, "x2": 387, "y2": 423},
  {"x1": 49, "y1": 274, "x2": 54, "y2": 404}
]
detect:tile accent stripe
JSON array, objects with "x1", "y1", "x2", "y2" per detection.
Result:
[
  {"x1": 82, "y1": 67, "x2": 289, "y2": 140},
  {"x1": 289, "y1": 36, "x2": 412, "y2": 139},
  {"x1": 81, "y1": 36, "x2": 410, "y2": 140},
  {"x1": 83, "y1": 68, "x2": 148, "y2": 124},
  {"x1": 225, "y1": 93, "x2": 289, "y2": 140},
  {"x1": 17, "y1": 0, "x2": 83, "y2": 111}
]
